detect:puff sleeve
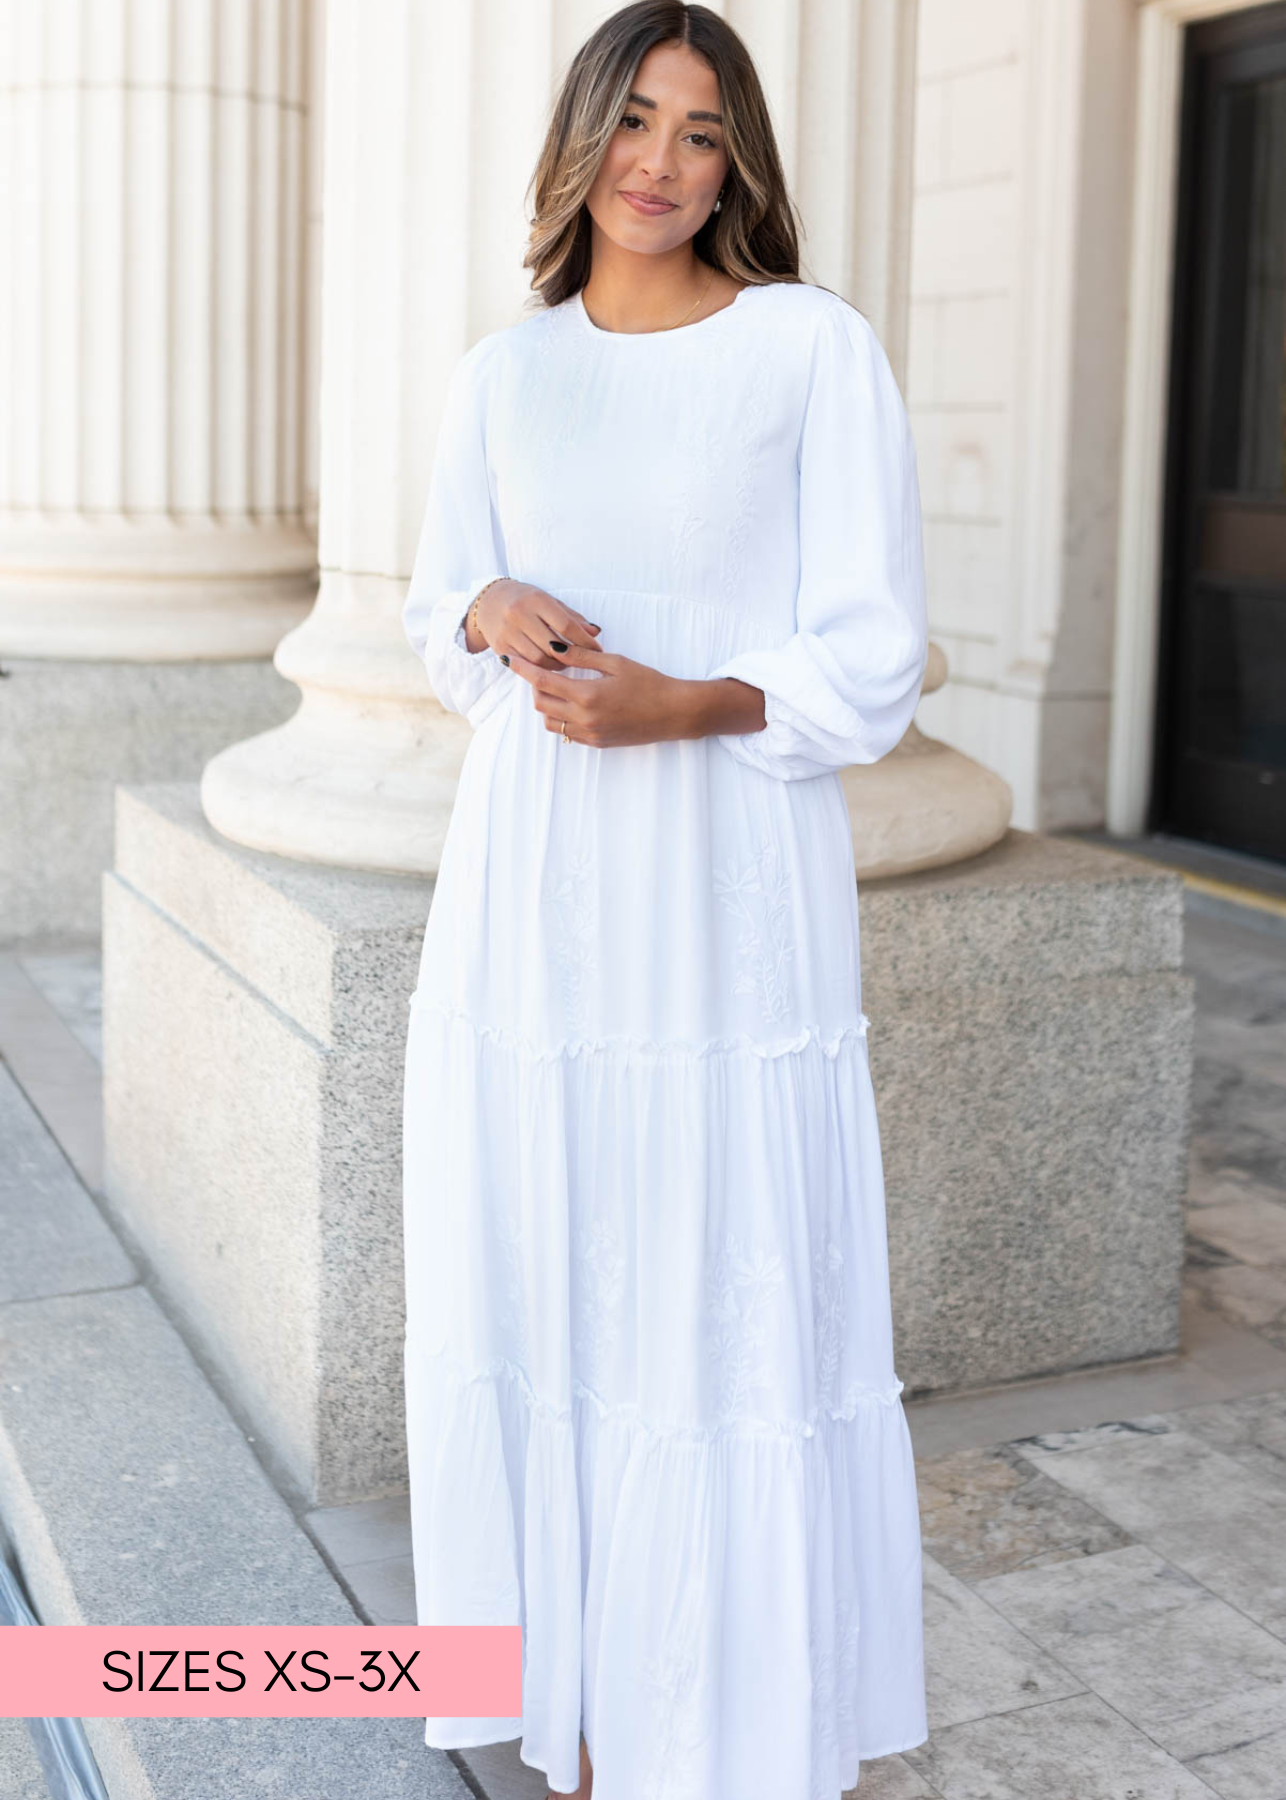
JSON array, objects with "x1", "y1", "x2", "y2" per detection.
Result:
[
  {"x1": 402, "y1": 336, "x2": 515, "y2": 730},
  {"x1": 707, "y1": 301, "x2": 928, "y2": 780}
]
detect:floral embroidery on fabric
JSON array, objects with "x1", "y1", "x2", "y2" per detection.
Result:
[
  {"x1": 571, "y1": 1215, "x2": 627, "y2": 1396},
  {"x1": 812, "y1": 1238, "x2": 847, "y2": 1412},
  {"x1": 720, "y1": 342, "x2": 774, "y2": 605},
  {"x1": 544, "y1": 846, "x2": 598, "y2": 1035},
  {"x1": 493, "y1": 1212, "x2": 529, "y2": 1368},
  {"x1": 666, "y1": 332, "x2": 736, "y2": 598},
  {"x1": 639, "y1": 1630, "x2": 710, "y2": 1800},
  {"x1": 549, "y1": 302, "x2": 596, "y2": 450},
  {"x1": 713, "y1": 844, "x2": 794, "y2": 1022},
  {"x1": 809, "y1": 1608, "x2": 839, "y2": 1800},
  {"x1": 834, "y1": 1601, "x2": 862, "y2": 1768},
  {"x1": 668, "y1": 504, "x2": 708, "y2": 599},
  {"x1": 810, "y1": 1596, "x2": 861, "y2": 1799},
  {"x1": 504, "y1": 304, "x2": 594, "y2": 574},
  {"x1": 704, "y1": 1231, "x2": 786, "y2": 1419}
]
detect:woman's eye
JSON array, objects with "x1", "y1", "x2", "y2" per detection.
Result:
[{"x1": 618, "y1": 114, "x2": 718, "y2": 151}]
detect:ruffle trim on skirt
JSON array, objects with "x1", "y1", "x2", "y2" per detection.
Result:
[
  {"x1": 426, "y1": 1343, "x2": 904, "y2": 1445},
  {"x1": 408, "y1": 991, "x2": 871, "y2": 1064},
  {"x1": 405, "y1": 1342, "x2": 929, "y2": 1800}
]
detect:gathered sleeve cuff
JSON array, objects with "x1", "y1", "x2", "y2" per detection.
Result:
[
  {"x1": 707, "y1": 300, "x2": 929, "y2": 782},
  {"x1": 401, "y1": 337, "x2": 516, "y2": 730}
]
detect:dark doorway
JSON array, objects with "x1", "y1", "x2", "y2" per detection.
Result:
[{"x1": 1156, "y1": 3, "x2": 1286, "y2": 863}]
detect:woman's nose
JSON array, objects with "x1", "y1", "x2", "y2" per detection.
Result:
[{"x1": 637, "y1": 151, "x2": 677, "y2": 182}]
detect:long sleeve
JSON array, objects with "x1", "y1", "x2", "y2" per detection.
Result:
[
  {"x1": 402, "y1": 335, "x2": 514, "y2": 729},
  {"x1": 708, "y1": 300, "x2": 928, "y2": 781}
]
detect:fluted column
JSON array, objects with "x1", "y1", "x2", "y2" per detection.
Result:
[
  {"x1": 201, "y1": 0, "x2": 557, "y2": 868},
  {"x1": 787, "y1": 0, "x2": 919, "y2": 380},
  {"x1": 0, "y1": 0, "x2": 316, "y2": 659},
  {"x1": 203, "y1": 0, "x2": 1004, "y2": 874}
]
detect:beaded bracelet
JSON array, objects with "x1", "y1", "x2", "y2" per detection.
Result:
[{"x1": 467, "y1": 576, "x2": 507, "y2": 645}]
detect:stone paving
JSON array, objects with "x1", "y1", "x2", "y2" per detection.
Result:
[{"x1": 1, "y1": 882, "x2": 1284, "y2": 1798}]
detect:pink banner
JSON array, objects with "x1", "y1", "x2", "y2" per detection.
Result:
[{"x1": 0, "y1": 1626, "x2": 521, "y2": 1718}]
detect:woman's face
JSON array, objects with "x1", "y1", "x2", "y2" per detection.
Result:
[{"x1": 584, "y1": 40, "x2": 731, "y2": 256}]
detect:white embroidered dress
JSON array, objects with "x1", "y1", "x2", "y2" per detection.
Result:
[{"x1": 401, "y1": 279, "x2": 929, "y2": 1800}]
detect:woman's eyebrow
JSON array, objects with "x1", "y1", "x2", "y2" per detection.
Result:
[{"x1": 626, "y1": 90, "x2": 723, "y2": 125}]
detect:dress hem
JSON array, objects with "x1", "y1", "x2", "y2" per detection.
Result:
[{"x1": 417, "y1": 1729, "x2": 938, "y2": 1783}]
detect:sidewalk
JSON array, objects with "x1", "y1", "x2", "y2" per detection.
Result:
[{"x1": 2, "y1": 869, "x2": 1285, "y2": 1798}]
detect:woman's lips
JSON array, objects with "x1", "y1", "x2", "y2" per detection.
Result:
[{"x1": 620, "y1": 191, "x2": 678, "y2": 216}]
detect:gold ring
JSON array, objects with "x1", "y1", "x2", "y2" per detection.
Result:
[{"x1": 560, "y1": 722, "x2": 571, "y2": 743}]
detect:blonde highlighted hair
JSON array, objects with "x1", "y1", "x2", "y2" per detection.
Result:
[{"x1": 523, "y1": 1, "x2": 803, "y2": 309}]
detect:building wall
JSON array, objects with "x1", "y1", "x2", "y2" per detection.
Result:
[{"x1": 909, "y1": 0, "x2": 1137, "y2": 831}]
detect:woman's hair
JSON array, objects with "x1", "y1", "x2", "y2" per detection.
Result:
[{"x1": 523, "y1": 1, "x2": 803, "y2": 309}]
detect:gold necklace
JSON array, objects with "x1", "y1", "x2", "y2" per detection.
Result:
[{"x1": 667, "y1": 265, "x2": 715, "y2": 330}]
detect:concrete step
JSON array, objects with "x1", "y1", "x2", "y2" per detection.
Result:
[{"x1": 0, "y1": 1056, "x2": 471, "y2": 1800}]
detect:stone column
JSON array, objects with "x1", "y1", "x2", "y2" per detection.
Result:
[
  {"x1": 791, "y1": 0, "x2": 919, "y2": 381},
  {"x1": 786, "y1": 0, "x2": 1012, "y2": 873},
  {"x1": 200, "y1": 0, "x2": 548, "y2": 870},
  {"x1": 0, "y1": 0, "x2": 316, "y2": 657},
  {"x1": 0, "y1": 0, "x2": 319, "y2": 937}
]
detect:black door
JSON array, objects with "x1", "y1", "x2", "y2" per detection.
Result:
[{"x1": 1156, "y1": 4, "x2": 1286, "y2": 862}]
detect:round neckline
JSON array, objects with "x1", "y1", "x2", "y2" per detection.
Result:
[{"x1": 574, "y1": 281, "x2": 761, "y2": 340}]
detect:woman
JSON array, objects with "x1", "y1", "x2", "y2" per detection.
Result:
[{"x1": 401, "y1": 4, "x2": 929, "y2": 1795}]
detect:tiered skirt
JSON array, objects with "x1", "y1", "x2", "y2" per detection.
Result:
[
  {"x1": 402, "y1": 998, "x2": 927, "y2": 1799},
  {"x1": 403, "y1": 588, "x2": 926, "y2": 1796}
]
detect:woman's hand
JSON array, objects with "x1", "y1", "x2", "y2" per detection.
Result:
[
  {"x1": 504, "y1": 642, "x2": 766, "y2": 748},
  {"x1": 465, "y1": 578, "x2": 600, "y2": 666}
]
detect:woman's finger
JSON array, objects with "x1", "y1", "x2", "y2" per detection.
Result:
[
  {"x1": 537, "y1": 605, "x2": 601, "y2": 651},
  {"x1": 504, "y1": 649, "x2": 585, "y2": 701},
  {"x1": 549, "y1": 643, "x2": 624, "y2": 673},
  {"x1": 502, "y1": 647, "x2": 550, "y2": 682},
  {"x1": 500, "y1": 624, "x2": 562, "y2": 669}
]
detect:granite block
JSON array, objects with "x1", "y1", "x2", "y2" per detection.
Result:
[
  {"x1": 0, "y1": 660, "x2": 296, "y2": 943},
  {"x1": 876, "y1": 965, "x2": 1193, "y2": 1391},
  {"x1": 104, "y1": 786, "x2": 434, "y2": 1503}
]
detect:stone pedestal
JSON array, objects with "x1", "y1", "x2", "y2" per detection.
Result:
[
  {"x1": 103, "y1": 784, "x2": 428, "y2": 1507},
  {"x1": 103, "y1": 783, "x2": 1191, "y2": 1505},
  {"x1": 0, "y1": 659, "x2": 299, "y2": 943},
  {"x1": 864, "y1": 832, "x2": 1193, "y2": 1390}
]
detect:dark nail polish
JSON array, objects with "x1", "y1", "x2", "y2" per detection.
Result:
[
  {"x1": 500, "y1": 654, "x2": 510, "y2": 665},
  {"x1": 550, "y1": 639, "x2": 568, "y2": 652}
]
